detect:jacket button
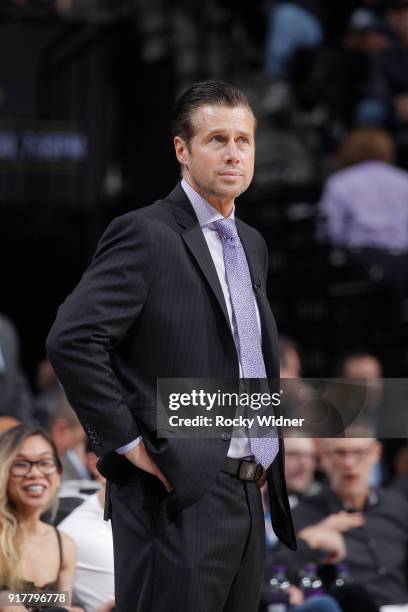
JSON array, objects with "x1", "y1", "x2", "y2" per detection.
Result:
[{"x1": 220, "y1": 432, "x2": 231, "y2": 441}]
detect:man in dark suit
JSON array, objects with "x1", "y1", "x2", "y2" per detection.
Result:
[{"x1": 46, "y1": 80, "x2": 296, "y2": 612}]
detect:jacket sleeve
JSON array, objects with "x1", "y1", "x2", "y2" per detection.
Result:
[{"x1": 46, "y1": 212, "x2": 150, "y2": 456}]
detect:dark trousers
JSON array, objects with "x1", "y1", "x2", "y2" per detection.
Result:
[{"x1": 109, "y1": 468, "x2": 265, "y2": 612}]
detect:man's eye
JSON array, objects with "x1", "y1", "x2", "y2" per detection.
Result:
[
  {"x1": 238, "y1": 137, "x2": 249, "y2": 144},
  {"x1": 212, "y1": 135, "x2": 224, "y2": 142}
]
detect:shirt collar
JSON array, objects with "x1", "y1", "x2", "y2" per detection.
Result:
[
  {"x1": 181, "y1": 178, "x2": 235, "y2": 228},
  {"x1": 326, "y1": 485, "x2": 379, "y2": 512},
  {"x1": 341, "y1": 489, "x2": 379, "y2": 511}
]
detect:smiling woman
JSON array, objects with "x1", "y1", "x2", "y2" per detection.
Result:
[{"x1": 0, "y1": 425, "x2": 83, "y2": 612}]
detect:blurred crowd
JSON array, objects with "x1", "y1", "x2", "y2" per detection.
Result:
[
  {"x1": 263, "y1": 0, "x2": 408, "y2": 159},
  {"x1": 0, "y1": 314, "x2": 407, "y2": 612}
]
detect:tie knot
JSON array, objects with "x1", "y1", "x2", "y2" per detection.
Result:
[{"x1": 210, "y1": 219, "x2": 238, "y2": 243}]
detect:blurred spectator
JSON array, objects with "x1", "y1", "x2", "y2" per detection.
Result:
[
  {"x1": 0, "y1": 424, "x2": 82, "y2": 612},
  {"x1": 387, "y1": 0, "x2": 408, "y2": 46},
  {"x1": 59, "y1": 471, "x2": 114, "y2": 612},
  {"x1": 265, "y1": 1, "x2": 325, "y2": 80},
  {"x1": 55, "y1": 439, "x2": 100, "y2": 525},
  {"x1": 49, "y1": 395, "x2": 89, "y2": 482},
  {"x1": 0, "y1": 313, "x2": 33, "y2": 421},
  {"x1": 263, "y1": 0, "x2": 325, "y2": 115},
  {"x1": 317, "y1": 128, "x2": 408, "y2": 251},
  {"x1": 340, "y1": 351, "x2": 382, "y2": 379},
  {"x1": 343, "y1": 8, "x2": 392, "y2": 126},
  {"x1": 339, "y1": 351, "x2": 384, "y2": 413},
  {"x1": 0, "y1": 416, "x2": 20, "y2": 434},
  {"x1": 271, "y1": 430, "x2": 408, "y2": 608},
  {"x1": 378, "y1": 1, "x2": 408, "y2": 126},
  {"x1": 338, "y1": 351, "x2": 384, "y2": 487},
  {"x1": 345, "y1": 8, "x2": 390, "y2": 55},
  {"x1": 317, "y1": 128, "x2": 408, "y2": 357},
  {"x1": 279, "y1": 336, "x2": 314, "y2": 409},
  {"x1": 349, "y1": 0, "x2": 408, "y2": 165},
  {"x1": 264, "y1": 434, "x2": 320, "y2": 550},
  {"x1": 34, "y1": 359, "x2": 63, "y2": 429},
  {"x1": 285, "y1": 436, "x2": 321, "y2": 509},
  {"x1": 275, "y1": 2, "x2": 391, "y2": 126},
  {"x1": 280, "y1": 335, "x2": 302, "y2": 378}
]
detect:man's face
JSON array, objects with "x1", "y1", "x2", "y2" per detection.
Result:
[
  {"x1": 321, "y1": 438, "x2": 381, "y2": 503},
  {"x1": 284, "y1": 437, "x2": 317, "y2": 494},
  {"x1": 174, "y1": 104, "x2": 255, "y2": 209}
]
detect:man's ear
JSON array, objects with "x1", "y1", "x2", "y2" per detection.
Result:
[{"x1": 174, "y1": 136, "x2": 189, "y2": 167}]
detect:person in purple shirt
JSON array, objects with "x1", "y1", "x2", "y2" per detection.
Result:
[
  {"x1": 317, "y1": 127, "x2": 408, "y2": 354},
  {"x1": 317, "y1": 128, "x2": 408, "y2": 252}
]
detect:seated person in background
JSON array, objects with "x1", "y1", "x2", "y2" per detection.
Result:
[
  {"x1": 59, "y1": 460, "x2": 114, "y2": 612},
  {"x1": 280, "y1": 335, "x2": 303, "y2": 379},
  {"x1": 316, "y1": 128, "x2": 408, "y2": 252},
  {"x1": 48, "y1": 395, "x2": 89, "y2": 483},
  {"x1": 279, "y1": 335, "x2": 314, "y2": 406},
  {"x1": 263, "y1": 435, "x2": 320, "y2": 550},
  {"x1": 340, "y1": 351, "x2": 383, "y2": 383},
  {"x1": 0, "y1": 416, "x2": 20, "y2": 434},
  {"x1": 0, "y1": 313, "x2": 33, "y2": 421},
  {"x1": 55, "y1": 440, "x2": 100, "y2": 526},
  {"x1": 34, "y1": 360, "x2": 64, "y2": 429},
  {"x1": 263, "y1": 0, "x2": 325, "y2": 115},
  {"x1": 338, "y1": 351, "x2": 384, "y2": 428},
  {"x1": 285, "y1": 436, "x2": 321, "y2": 509},
  {"x1": 0, "y1": 424, "x2": 82, "y2": 612},
  {"x1": 270, "y1": 425, "x2": 408, "y2": 609}
]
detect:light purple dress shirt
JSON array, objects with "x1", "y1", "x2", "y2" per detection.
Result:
[{"x1": 317, "y1": 161, "x2": 408, "y2": 252}]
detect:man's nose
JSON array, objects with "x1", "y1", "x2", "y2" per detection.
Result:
[{"x1": 224, "y1": 141, "x2": 240, "y2": 162}]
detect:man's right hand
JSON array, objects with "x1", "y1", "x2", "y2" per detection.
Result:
[
  {"x1": 125, "y1": 441, "x2": 173, "y2": 492},
  {"x1": 298, "y1": 525, "x2": 346, "y2": 563},
  {"x1": 318, "y1": 511, "x2": 364, "y2": 533}
]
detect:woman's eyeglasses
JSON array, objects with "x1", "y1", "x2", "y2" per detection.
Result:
[{"x1": 10, "y1": 458, "x2": 61, "y2": 477}]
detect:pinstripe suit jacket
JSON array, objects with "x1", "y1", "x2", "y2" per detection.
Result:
[{"x1": 46, "y1": 182, "x2": 296, "y2": 550}]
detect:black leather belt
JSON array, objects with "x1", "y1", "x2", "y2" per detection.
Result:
[{"x1": 222, "y1": 457, "x2": 264, "y2": 482}]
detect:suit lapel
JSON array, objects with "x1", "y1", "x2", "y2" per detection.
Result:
[
  {"x1": 168, "y1": 183, "x2": 232, "y2": 330},
  {"x1": 182, "y1": 226, "x2": 231, "y2": 327}
]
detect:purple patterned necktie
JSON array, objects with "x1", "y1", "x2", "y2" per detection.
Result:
[{"x1": 211, "y1": 218, "x2": 279, "y2": 469}]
